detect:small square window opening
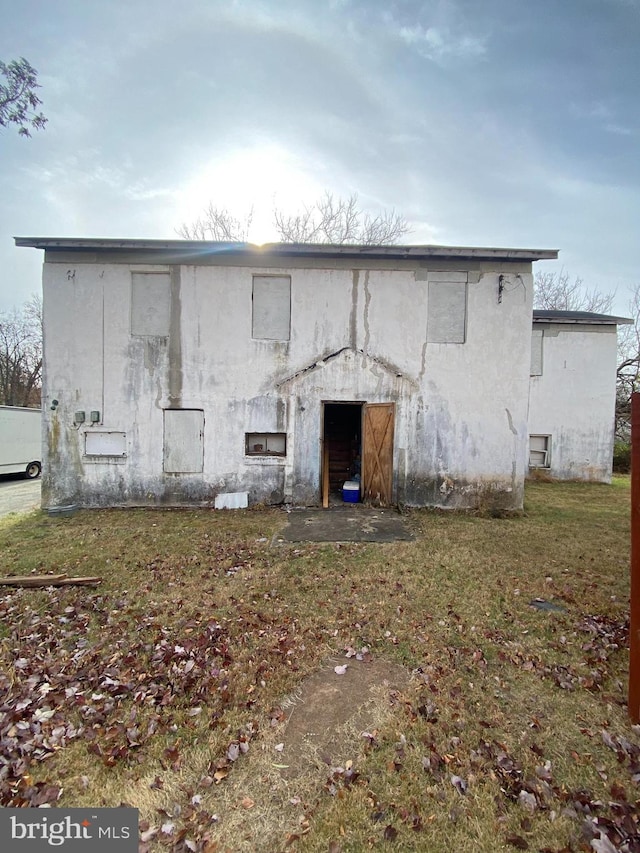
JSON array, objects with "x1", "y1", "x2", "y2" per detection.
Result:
[
  {"x1": 529, "y1": 434, "x2": 551, "y2": 468},
  {"x1": 245, "y1": 433, "x2": 286, "y2": 456}
]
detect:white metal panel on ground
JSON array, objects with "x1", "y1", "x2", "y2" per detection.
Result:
[{"x1": 214, "y1": 491, "x2": 249, "y2": 509}]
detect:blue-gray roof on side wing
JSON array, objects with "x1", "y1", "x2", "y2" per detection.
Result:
[{"x1": 533, "y1": 309, "x2": 632, "y2": 325}]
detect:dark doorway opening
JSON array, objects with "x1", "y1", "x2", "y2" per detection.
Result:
[{"x1": 322, "y1": 402, "x2": 362, "y2": 504}]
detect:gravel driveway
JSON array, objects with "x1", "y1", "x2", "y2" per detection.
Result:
[{"x1": 0, "y1": 475, "x2": 41, "y2": 519}]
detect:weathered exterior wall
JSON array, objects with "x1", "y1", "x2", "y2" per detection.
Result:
[
  {"x1": 528, "y1": 323, "x2": 618, "y2": 482},
  {"x1": 41, "y1": 256, "x2": 535, "y2": 510}
]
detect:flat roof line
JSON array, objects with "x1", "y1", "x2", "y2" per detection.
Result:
[{"x1": 14, "y1": 237, "x2": 559, "y2": 262}]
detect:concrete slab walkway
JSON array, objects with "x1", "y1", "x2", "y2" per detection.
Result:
[{"x1": 275, "y1": 506, "x2": 414, "y2": 543}]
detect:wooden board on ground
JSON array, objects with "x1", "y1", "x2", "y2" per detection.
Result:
[{"x1": 0, "y1": 574, "x2": 102, "y2": 587}]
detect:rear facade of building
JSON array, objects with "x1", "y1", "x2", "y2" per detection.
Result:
[{"x1": 17, "y1": 239, "x2": 557, "y2": 511}]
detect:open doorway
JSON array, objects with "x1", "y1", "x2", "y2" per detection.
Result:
[{"x1": 322, "y1": 402, "x2": 362, "y2": 505}]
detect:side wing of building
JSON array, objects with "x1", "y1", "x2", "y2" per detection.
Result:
[{"x1": 528, "y1": 310, "x2": 630, "y2": 482}]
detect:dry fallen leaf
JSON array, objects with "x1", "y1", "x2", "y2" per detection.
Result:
[
  {"x1": 451, "y1": 775, "x2": 467, "y2": 795},
  {"x1": 140, "y1": 826, "x2": 158, "y2": 843},
  {"x1": 518, "y1": 790, "x2": 537, "y2": 813}
]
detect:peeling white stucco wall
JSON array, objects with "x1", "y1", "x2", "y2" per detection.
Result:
[
  {"x1": 528, "y1": 323, "x2": 618, "y2": 482},
  {"x1": 41, "y1": 252, "x2": 536, "y2": 510}
]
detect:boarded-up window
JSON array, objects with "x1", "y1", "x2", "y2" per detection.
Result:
[
  {"x1": 85, "y1": 431, "x2": 127, "y2": 457},
  {"x1": 252, "y1": 276, "x2": 291, "y2": 340},
  {"x1": 163, "y1": 409, "x2": 204, "y2": 473},
  {"x1": 531, "y1": 329, "x2": 543, "y2": 375},
  {"x1": 529, "y1": 434, "x2": 551, "y2": 468},
  {"x1": 131, "y1": 273, "x2": 171, "y2": 336},
  {"x1": 427, "y1": 275, "x2": 467, "y2": 343}
]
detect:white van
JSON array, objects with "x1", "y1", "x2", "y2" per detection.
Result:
[{"x1": 0, "y1": 406, "x2": 42, "y2": 478}]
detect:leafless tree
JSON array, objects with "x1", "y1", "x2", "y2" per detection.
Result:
[
  {"x1": 615, "y1": 283, "x2": 640, "y2": 442},
  {"x1": 176, "y1": 203, "x2": 253, "y2": 241},
  {"x1": 178, "y1": 192, "x2": 411, "y2": 245},
  {"x1": 533, "y1": 270, "x2": 614, "y2": 313},
  {"x1": 0, "y1": 294, "x2": 42, "y2": 407},
  {"x1": 0, "y1": 58, "x2": 47, "y2": 137},
  {"x1": 273, "y1": 192, "x2": 410, "y2": 245}
]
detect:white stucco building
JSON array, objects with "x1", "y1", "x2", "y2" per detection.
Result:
[
  {"x1": 17, "y1": 238, "x2": 561, "y2": 510},
  {"x1": 528, "y1": 310, "x2": 631, "y2": 482}
]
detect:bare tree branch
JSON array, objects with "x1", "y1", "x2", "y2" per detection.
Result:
[
  {"x1": 179, "y1": 192, "x2": 411, "y2": 246},
  {"x1": 533, "y1": 270, "x2": 614, "y2": 313},
  {"x1": 177, "y1": 204, "x2": 253, "y2": 241},
  {"x1": 273, "y1": 192, "x2": 410, "y2": 245},
  {"x1": 0, "y1": 294, "x2": 42, "y2": 407},
  {"x1": 615, "y1": 283, "x2": 640, "y2": 441}
]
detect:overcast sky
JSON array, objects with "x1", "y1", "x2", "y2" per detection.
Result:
[{"x1": 1, "y1": 0, "x2": 638, "y2": 314}]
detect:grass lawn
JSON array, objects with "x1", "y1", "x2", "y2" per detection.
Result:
[{"x1": 0, "y1": 479, "x2": 637, "y2": 852}]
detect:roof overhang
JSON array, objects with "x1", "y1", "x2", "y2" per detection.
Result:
[
  {"x1": 14, "y1": 237, "x2": 559, "y2": 263},
  {"x1": 533, "y1": 309, "x2": 632, "y2": 326}
]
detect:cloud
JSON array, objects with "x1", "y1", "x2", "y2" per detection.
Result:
[
  {"x1": 605, "y1": 123, "x2": 635, "y2": 136},
  {"x1": 1, "y1": 0, "x2": 639, "y2": 315},
  {"x1": 397, "y1": 23, "x2": 486, "y2": 60},
  {"x1": 571, "y1": 101, "x2": 613, "y2": 122}
]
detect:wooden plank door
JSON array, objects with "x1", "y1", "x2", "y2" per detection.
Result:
[
  {"x1": 362, "y1": 403, "x2": 394, "y2": 506},
  {"x1": 322, "y1": 439, "x2": 330, "y2": 508}
]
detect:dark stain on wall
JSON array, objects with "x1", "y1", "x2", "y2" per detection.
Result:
[{"x1": 168, "y1": 266, "x2": 182, "y2": 408}]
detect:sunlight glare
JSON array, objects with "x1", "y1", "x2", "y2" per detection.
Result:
[{"x1": 177, "y1": 144, "x2": 326, "y2": 244}]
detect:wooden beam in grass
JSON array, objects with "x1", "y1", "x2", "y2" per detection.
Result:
[{"x1": 0, "y1": 574, "x2": 102, "y2": 588}]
